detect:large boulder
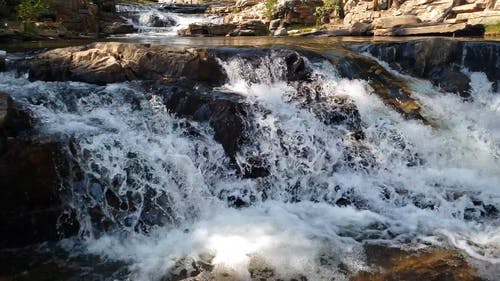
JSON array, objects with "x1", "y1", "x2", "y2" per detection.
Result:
[
  {"x1": 101, "y1": 22, "x2": 137, "y2": 35},
  {"x1": 324, "y1": 49, "x2": 427, "y2": 122},
  {"x1": 353, "y1": 246, "x2": 483, "y2": 281},
  {"x1": 0, "y1": 92, "x2": 78, "y2": 248},
  {"x1": 228, "y1": 20, "x2": 269, "y2": 36},
  {"x1": 372, "y1": 15, "x2": 422, "y2": 29},
  {"x1": 29, "y1": 43, "x2": 226, "y2": 86},
  {"x1": 178, "y1": 23, "x2": 238, "y2": 36},
  {"x1": 356, "y1": 38, "x2": 477, "y2": 97},
  {"x1": 153, "y1": 84, "x2": 248, "y2": 161}
]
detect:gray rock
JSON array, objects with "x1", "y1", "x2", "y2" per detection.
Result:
[
  {"x1": 274, "y1": 27, "x2": 288, "y2": 36},
  {"x1": 269, "y1": 19, "x2": 281, "y2": 30}
]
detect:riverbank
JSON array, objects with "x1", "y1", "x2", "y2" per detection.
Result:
[{"x1": 1, "y1": 0, "x2": 499, "y2": 43}]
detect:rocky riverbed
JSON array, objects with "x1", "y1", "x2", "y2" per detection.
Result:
[{"x1": 0, "y1": 37, "x2": 499, "y2": 280}]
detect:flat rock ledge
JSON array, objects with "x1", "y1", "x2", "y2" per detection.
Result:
[{"x1": 28, "y1": 42, "x2": 225, "y2": 86}]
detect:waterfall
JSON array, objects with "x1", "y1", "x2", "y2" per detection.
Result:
[
  {"x1": 0, "y1": 47, "x2": 498, "y2": 280},
  {"x1": 115, "y1": 4, "x2": 220, "y2": 36}
]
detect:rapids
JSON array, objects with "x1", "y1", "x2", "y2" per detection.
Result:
[
  {"x1": 0, "y1": 42, "x2": 499, "y2": 280},
  {"x1": 115, "y1": 4, "x2": 221, "y2": 37}
]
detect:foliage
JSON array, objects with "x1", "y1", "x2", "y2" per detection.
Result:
[
  {"x1": 263, "y1": 0, "x2": 278, "y2": 20},
  {"x1": 23, "y1": 20, "x2": 37, "y2": 33},
  {"x1": 485, "y1": 22, "x2": 500, "y2": 36},
  {"x1": 315, "y1": 0, "x2": 343, "y2": 25},
  {"x1": 17, "y1": 0, "x2": 49, "y2": 21}
]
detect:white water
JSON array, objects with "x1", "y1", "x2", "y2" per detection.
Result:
[
  {"x1": 0, "y1": 49, "x2": 499, "y2": 280},
  {"x1": 115, "y1": 4, "x2": 221, "y2": 37}
]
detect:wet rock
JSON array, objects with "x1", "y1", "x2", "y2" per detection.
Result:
[
  {"x1": 0, "y1": 50, "x2": 5, "y2": 72},
  {"x1": 153, "y1": 85, "x2": 247, "y2": 161},
  {"x1": 356, "y1": 38, "x2": 476, "y2": 98},
  {"x1": 248, "y1": 256, "x2": 276, "y2": 280},
  {"x1": 462, "y1": 41, "x2": 500, "y2": 91},
  {"x1": 0, "y1": 92, "x2": 78, "y2": 248},
  {"x1": 324, "y1": 49, "x2": 427, "y2": 122},
  {"x1": 143, "y1": 13, "x2": 177, "y2": 27},
  {"x1": 29, "y1": 43, "x2": 225, "y2": 86},
  {"x1": 354, "y1": 245, "x2": 483, "y2": 281}
]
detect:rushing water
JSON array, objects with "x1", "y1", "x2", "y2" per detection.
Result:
[
  {"x1": 115, "y1": 4, "x2": 221, "y2": 37},
  {"x1": 0, "y1": 43, "x2": 499, "y2": 280}
]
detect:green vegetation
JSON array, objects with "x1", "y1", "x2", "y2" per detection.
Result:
[
  {"x1": 286, "y1": 23, "x2": 317, "y2": 33},
  {"x1": 315, "y1": 0, "x2": 344, "y2": 25},
  {"x1": 485, "y1": 23, "x2": 500, "y2": 36},
  {"x1": 16, "y1": 0, "x2": 49, "y2": 21},
  {"x1": 264, "y1": 0, "x2": 278, "y2": 20}
]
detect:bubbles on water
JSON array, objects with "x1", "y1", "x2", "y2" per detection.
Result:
[{"x1": 1, "y1": 45, "x2": 499, "y2": 279}]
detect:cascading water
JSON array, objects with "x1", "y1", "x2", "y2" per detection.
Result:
[
  {"x1": 115, "y1": 4, "x2": 220, "y2": 36},
  {"x1": 0, "y1": 46, "x2": 499, "y2": 280}
]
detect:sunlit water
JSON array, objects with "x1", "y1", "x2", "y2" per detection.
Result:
[{"x1": 0, "y1": 46, "x2": 499, "y2": 280}]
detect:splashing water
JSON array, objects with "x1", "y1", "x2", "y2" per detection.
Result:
[
  {"x1": 0, "y1": 47, "x2": 499, "y2": 280},
  {"x1": 115, "y1": 4, "x2": 221, "y2": 37}
]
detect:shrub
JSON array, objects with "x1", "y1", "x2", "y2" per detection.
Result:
[
  {"x1": 264, "y1": 0, "x2": 278, "y2": 20},
  {"x1": 315, "y1": 0, "x2": 344, "y2": 25},
  {"x1": 17, "y1": 0, "x2": 49, "y2": 21}
]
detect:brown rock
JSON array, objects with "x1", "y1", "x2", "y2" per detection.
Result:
[
  {"x1": 229, "y1": 20, "x2": 269, "y2": 36},
  {"x1": 373, "y1": 22, "x2": 484, "y2": 36},
  {"x1": 29, "y1": 43, "x2": 225, "y2": 86},
  {"x1": 102, "y1": 22, "x2": 137, "y2": 35},
  {"x1": 349, "y1": 22, "x2": 373, "y2": 35},
  {"x1": 372, "y1": 15, "x2": 422, "y2": 29},
  {"x1": 452, "y1": 3, "x2": 486, "y2": 14},
  {"x1": 352, "y1": 245, "x2": 482, "y2": 281},
  {"x1": 178, "y1": 23, "x2": 237, "y2": 36},
  {"x1": 0, "y1": 92, "x2": 78, "y2": 248},
  {"x1": 358, "y1": 38, "x2": 476, "y2": 98}
]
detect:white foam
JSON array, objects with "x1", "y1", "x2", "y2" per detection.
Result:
[{"x1": 0, "y1": 47, "x2": 499, "y2": 280}]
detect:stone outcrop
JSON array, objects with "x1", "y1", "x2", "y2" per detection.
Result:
[
  {"x1": 178, "y1": 23, "x2": 238, "y2": 36},
  {"x1": 324, "y1": 49, "x2": 426, "y2": 122},
  {"x1": 276, "y1": 0, "x2": 324, "y2": 25},
  {"x1": 153, "y1": 84, "x2": 247, "y2": 161},
  {"x1": 343, "y1": 0, "x2": 499, "y2": 36},
  {"x1": 178, "y1": 20, "x2": 269, "y2": 37},
  {"x1": 373, "y1": 22, "x2": 484, "y2": 36},
  {"x1": 28, "y1": 43, "x2": 225, "y2": 86},
  {"x1": 228, "y1": 19, "x2": 269, "y2": 35},
  {"x1": 0, "y1": 92, "x2": 78, "y2": 248},
  {"x1": 356, "y1": 38, "x2": 500, "y2": 95}
]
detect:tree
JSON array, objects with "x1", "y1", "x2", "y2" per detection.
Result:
[{"x1": 17, "y1": 0, "x2": 49, "y2": 21}]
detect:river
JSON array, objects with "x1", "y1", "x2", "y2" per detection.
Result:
[{"x1": 0, "y1": 3, "x2": 499, "y2": 281}]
